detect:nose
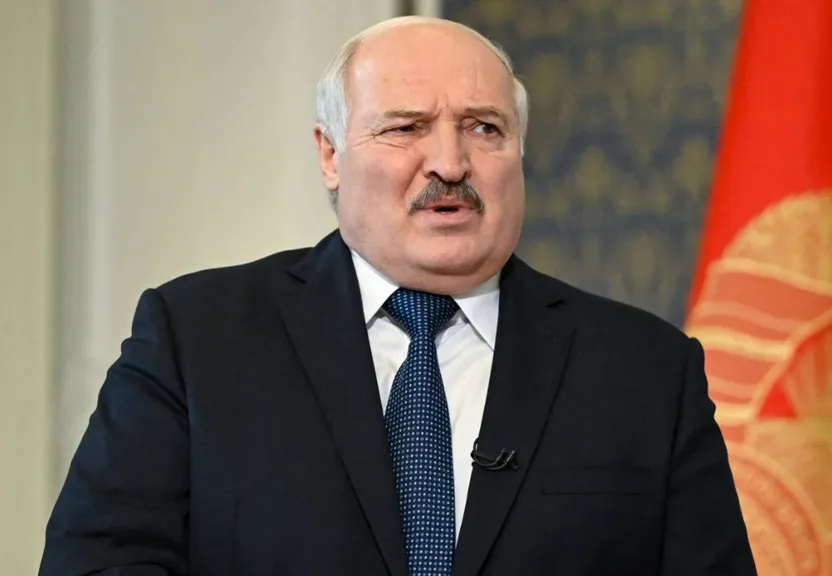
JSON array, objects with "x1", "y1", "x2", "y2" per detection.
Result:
[{"x1": 422, "y1": 123, "x2": 471, "y2": 183}]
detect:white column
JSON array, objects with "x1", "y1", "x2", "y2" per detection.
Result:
[
  {"x1": 416, "y1": 0, "x2": 442, "y2": 17},
  {"x1": 0, "y1": 0, "x2": 54, "y2": 573},
  {"x1": 54, "y1": 0, "x2": 397, "y2": 492}
]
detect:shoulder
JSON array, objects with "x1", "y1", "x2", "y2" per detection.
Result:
[
  {"x1": 160, "y1": 247, "x2": 307, "y2": 294},
  {"x1": 518, "y1": 263, "x2": 701, "y2": 410},
  {"x1": 146, "y1": 245, "x2": 311, "y2": 320},
  {"x1": 522, "y1": 262, "x2": 693, "y2": 356}
]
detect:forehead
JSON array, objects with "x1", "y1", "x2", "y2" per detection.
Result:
[{"x1": 347, "y1": 25, "x2": 515, "y2": 119}]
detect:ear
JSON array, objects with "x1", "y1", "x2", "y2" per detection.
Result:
[{"x1": 314, "y1": 124, "x2": 340, "y2": 192}]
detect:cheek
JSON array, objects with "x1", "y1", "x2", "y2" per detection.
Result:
[
  {"x1": 338, "y1": 155, "x2": 426, "y2": 241},
  {"x1": 479, "y1": 164, "x2": 525, "y2": 219},
  {"x1": 355, "y1": 152, "x2": 421, "y2": 204}
]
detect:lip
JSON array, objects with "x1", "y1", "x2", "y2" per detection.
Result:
[
  {"x1": 421, "y1": 201, "x2": 470, "y2": 211},
  {"x1": 415, "y1": 206, "x2": 478, "y2": 226}
]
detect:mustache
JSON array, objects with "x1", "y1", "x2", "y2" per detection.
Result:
[{"x1": 408, "y1": 179, "x2": 485, "y2": 214}]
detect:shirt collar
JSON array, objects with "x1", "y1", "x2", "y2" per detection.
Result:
[{"x1": 350, "y1": 250, "x2": 500, "y2": 350}]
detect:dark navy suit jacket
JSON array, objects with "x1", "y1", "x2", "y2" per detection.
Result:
[{"x1": 40, "y1": 231, "x2": 756, "y2": 575}]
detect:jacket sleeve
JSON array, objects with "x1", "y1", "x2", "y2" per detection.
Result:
[
  {"x1": 660, "y1": 336, "x2": 757, "y2": 574},
  {"x1": 39, "y1": 289, "x2": 189, "y2": 576}
]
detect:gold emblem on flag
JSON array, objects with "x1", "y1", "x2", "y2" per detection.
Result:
[{"x1": 686, "y1": 189, "x2": 832, "y2": 575}]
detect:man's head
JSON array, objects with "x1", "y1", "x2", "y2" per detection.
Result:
[{"x1": 314, "y1": 17, "x2": 528, "y2": 295}]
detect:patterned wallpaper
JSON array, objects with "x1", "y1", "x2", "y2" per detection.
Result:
[{"x1": 443, "y1": 0, "x2": 742, "y2": 327}]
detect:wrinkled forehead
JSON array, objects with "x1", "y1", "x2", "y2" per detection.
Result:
[{"x1": 346, "y1": 25, "x2": 517, "y2": 123}]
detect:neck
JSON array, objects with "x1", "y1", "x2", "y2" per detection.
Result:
[
  {"x1": 395, "y1": 270, "x2": 495, "y2": 296},
  {"x1": 352, "y1": 252, "x2": 502, "y2": 296}
]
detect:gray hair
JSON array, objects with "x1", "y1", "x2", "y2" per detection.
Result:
[{"x1": 315, "y1": 16, "x2": 529, "y2": 155}]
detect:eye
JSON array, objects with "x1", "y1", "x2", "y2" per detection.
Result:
[
  {"x1": 387, "y1": 124, "x2": 418, "y2": 134},
  {"x1": 473, "y1": 122, "x2": 501, "y2": 135}
]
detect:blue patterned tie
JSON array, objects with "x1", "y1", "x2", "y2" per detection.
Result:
[{"x1": 384, "y1": 288, "x2": 458, "y2": 576}]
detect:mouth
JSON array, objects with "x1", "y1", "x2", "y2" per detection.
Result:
[
  {"x1": 413, "y1": 200, "x2": 479, "y2": 227},
  {"x1": 422, "y1": 201, "x2": 471, "y2": 214}
]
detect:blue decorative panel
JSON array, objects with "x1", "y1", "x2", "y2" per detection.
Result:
[{"x1": 442, "y1": 0, "x2": 741, "y2": 327}]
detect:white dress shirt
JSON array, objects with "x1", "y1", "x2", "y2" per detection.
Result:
[{"x1": 351, "y1": 250, "x2": 499, "y2": 542}]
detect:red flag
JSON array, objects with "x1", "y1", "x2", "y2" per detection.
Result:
[{"x1": 685, "y1": 1, "x2": 832, "y2": 574}]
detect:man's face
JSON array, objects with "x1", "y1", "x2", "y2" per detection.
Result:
[{"x1": 315, "y1": 23, "x2": 525, "y2": 294}]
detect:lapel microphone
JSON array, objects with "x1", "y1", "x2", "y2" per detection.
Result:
[{"x1": 471, "y1": 438, "x2": 519, "y2": 471}]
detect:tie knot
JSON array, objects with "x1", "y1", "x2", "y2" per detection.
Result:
[{"x1": 383, "y1": 288, "x2": 459, "y2": 339}]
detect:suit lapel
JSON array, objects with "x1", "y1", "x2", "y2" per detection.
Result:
[
  {"x1": 278, "y1": 232, "x2": 408, "y2": 576},
  {"x1": 452, "y1": 257, "x2": 577, "y2": 576}
]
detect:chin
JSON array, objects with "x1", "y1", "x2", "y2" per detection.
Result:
[{"x1": 411, "y1": 243, "x2": 485, "y2": 276}]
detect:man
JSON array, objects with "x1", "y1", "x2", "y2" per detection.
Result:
[{"x1": 40, "y1": 16, "x2": 756, "y2": 576}]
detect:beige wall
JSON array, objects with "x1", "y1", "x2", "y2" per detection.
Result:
[
  {"x1": 2, "y1": 1, "x2": 450, "y2": 570},
  {"x1": 0, "y1": 0, "x2": 54, "y2": 573},
  {"x1": 3, "y1": 0, "x2": 418, "y2": 571},
  {"x1": 53, "y1": 0, "x2": 397, "y2": 490}
]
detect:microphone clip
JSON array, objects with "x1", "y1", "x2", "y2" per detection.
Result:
[{"x1": 471, "y1": 438, "x2": 519, "y2": 471}]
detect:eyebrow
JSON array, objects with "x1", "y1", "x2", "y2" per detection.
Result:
[
  {"x1": 380, "y1": 109, "x2": 429, "y2": 121},
  {"x1": 377, "y1": 106, "x2": 511, "y2": 125},
  {"x1": 459, "y1": 106, "x2": 510, "y2": 124}
]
